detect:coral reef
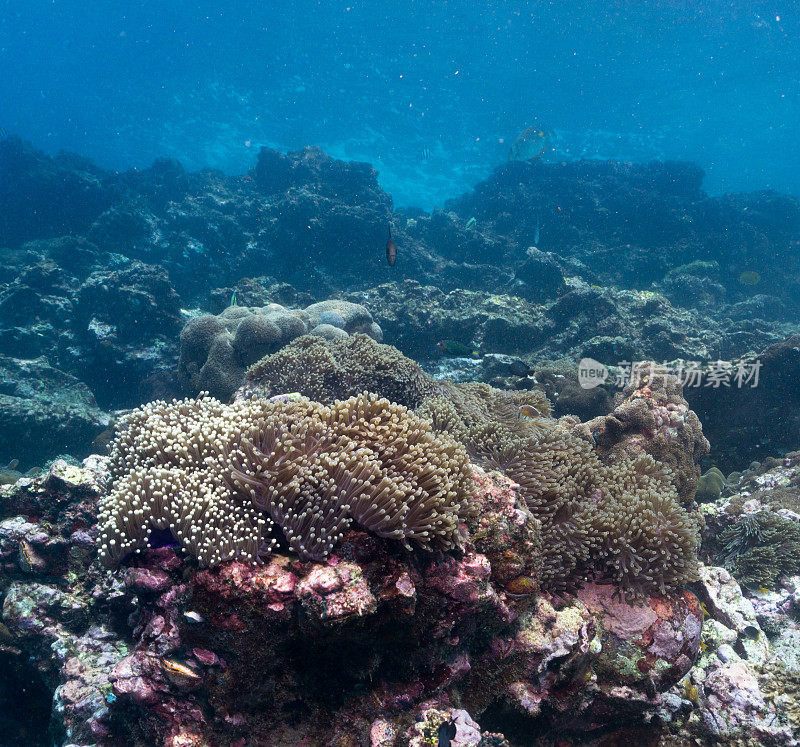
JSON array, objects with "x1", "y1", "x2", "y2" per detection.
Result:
[
  {"x1": 446, "y1": 159, "x2": 800, "y2": 312},
  {"x1": 0, "y1": 245, "x2": 182, "y2": 411},
  {"x1": 178, "y1": 300, "x2": 382, "y2": 401},
  {"x1": 2, "y1": 140, "x2": 800, "y2": 474},
  {"x1": 1, "y1": 458, "x2": 705, "y2": 745},
  {"x1": 687, "y1": 334, "x2": 800, "y2": 470},
  {"x1": 0, "y1": 136, "x2": 110, "y2": 247},
  {"x1": 347, "y1": 277, "x2": 794, "y2": 368},
  {"x1": 718, "y1": 510, "x2": 800, "y2": 588},
  {"x1": 243, "y1": 332, "x2": 440, "y2": 408},
  {"x1": 246, "y1": 337, "x2": 701, "y2": 598},
  {"x1": 460, "y1": 408, "x2": 700, "y2": 596},
  {"x1": 576, "y1": 362, "x2": 710, "y2": 504},
  {"x1": 98, "y1": 391, "x2": 473, "y2": 567},
  {"x1": 5, "y1": 135, "x2": 800, "y2": 742}
]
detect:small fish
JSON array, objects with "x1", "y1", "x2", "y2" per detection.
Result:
[
  {"x1": 0, "y1": 127, "x2": 9, "y2": 141},
  {"x1": 465, "y1": 217, "x2": 477, "y2": 230},
  {"x1": 508, "y1": 359, "x2": 531, "y2": 377},
  {"x1": 268, "y1": 392, "x2": 305, "y2": 406},
  {"x1": 533, "y1": 215, "x2": 540, "y2": 245},
  {"x1": 738, "y1": 270, "x2": 761, "y2": 286},
  {"x1": 757, "y1": 584, "x2": 771, "y2": 594},
  {"x1": 436, "y1": 340, "x2": 479, "y2": 358},
  {"x1": 437, "y1": 720, "x2": 457, "y2": 747},
  {"x1": 742, "y1": 625, "x2": 761, "y2": 640},
  {"x1": 518, "y1": 404, "x2": 542, "y2": 420},
  {"x1": 699, "y1": 601, "x2": 710, "y2": 617},
  {"x1": 147, "y1": 526, "x2": 179, "y2": 550},
  {"x1": 230, "y1": 289, "x2": 238, "y2": 307},
  {"x1": 509, "y1": 125, "x2": 554, "y2": 161},
  {"x1": 18, "y1": 539, "x2": 45, "y2": 573},
  {"x1": 92, "y1": 427, "x2": 116, "y2": 454},
  {"x1": 421, "y1": 147, "x2": 432, "y2": 160},
  {"x1": 161, "y1": 658, "x2": 201, "y2": 684},
  {"x1": 0, "y1": 458, "x2": 23, "y2": 485},
  {"x1": 183, "y1": 611, "x2": 205, "y2": 624},
  {"x1": 0, "y1": 621, "x2": 15, "y2": 644},
  {"x1": 385, "y1": 229, "x2": 397, "y2": 267}
]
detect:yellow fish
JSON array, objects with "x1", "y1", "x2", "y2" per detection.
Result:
[
  {"x1": 161, "y1": 658, "x2": 201, "y2": 685},
  {"x1": 518, "y1": 404, "x2": 542, "y2": 420}
]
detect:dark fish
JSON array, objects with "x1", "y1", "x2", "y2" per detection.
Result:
[
  {"x1": 509, "y1": 359, "x2": 531, "y2": 377},
  {"x1": 509, "y1": 125, "x2": 554, "y2": 161},
  {"x1": 386, "y1": 230, "x2": 397, "y2": 267},
  {"x1": 437, "y1": 720, "x2": 457, "y2": 746},
  {"x1": 148, "y1": 526, "x2": 179, "y2": 550},
  {"x1": 437, "y1": 340, "x2": 479, "y2": 358},
  {"x1": 738, "y1": 270, "x2": 761, "y2": 286},
  {"x1": 0, "y1": 127, "x2": 8, "y2": 140},
  {"x1": 0, "y1": 621, "x2": 15, "y2": 644}
]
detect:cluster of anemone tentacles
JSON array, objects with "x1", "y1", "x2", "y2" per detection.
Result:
[
  {"x1": 719, "y1": 509, "x2": 800, "y2": 588},
  {"x1": 419, "y1": 388, "x2": 699, "y2": 597},
  {"x1": 97, "y1": 391, "x2": 473, "y2": 568},
  {"x1": 244, "y1": 334, "x2": 701, "y2": 597}
]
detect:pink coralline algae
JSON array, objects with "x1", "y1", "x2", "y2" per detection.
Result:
[
  {"x1": 578, "y1": 582, "x2": 702, "y2": 692},
  {"x1": 575, "y1": 362, "x2": 710, "y2": 503},
  {"x1": 295, "y1": 561, "x2": 378, "y2": 620}
]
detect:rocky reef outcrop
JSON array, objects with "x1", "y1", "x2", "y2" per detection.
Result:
[
  {"x1": 0, "y1": 359, "x2": 721, "y2": 745},
  {"x1": 1, "y1": 455, "x2": 705, "y2": 746},
  {"x1": 2, "y1": 138, "x2": 800, "y2": 472}
]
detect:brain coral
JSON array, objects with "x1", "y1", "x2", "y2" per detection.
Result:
[
  {"x1": 244, "y1": 333, "x2": 442, "y2": 408},
  {"x1": 97, "y1": 391, "x2": 473, "y2": 568},
  {"x1": 178, "y1": 300, "x2": 382, "y2": 402}
]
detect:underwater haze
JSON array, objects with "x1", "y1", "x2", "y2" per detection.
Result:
[
  {"x1": 6, "y1": 1, "x2": 800, "y2": 745},
  {"x1": 2, "y1": 0, "x2": 799, "y2": 207}
]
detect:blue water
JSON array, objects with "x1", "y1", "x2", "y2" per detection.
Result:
[{"x1": 1, "y1": 0, "x2": 798, "y2": 208}]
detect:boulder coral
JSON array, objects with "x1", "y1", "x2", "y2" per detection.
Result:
[{"x1": 177, "y1": 299, "x2": 382, "y2": 401}]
